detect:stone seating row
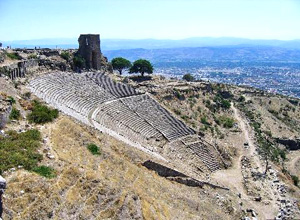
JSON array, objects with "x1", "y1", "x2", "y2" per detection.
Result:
[
  {"x1": 86, "y1": 72, "x2": 140, "y2": 98},
  {"x1": 92, "y1": 100, "x2": 161, "y2": 140},
  {"x1": 30, "y1": 73, "x2": 116, "y2": 116},
  {"x1": 121, "y1": 95, "x2": 195, "y2": 141},
  {"x1": 187, "y1": 142, "x2": 220, "y2": 172}
]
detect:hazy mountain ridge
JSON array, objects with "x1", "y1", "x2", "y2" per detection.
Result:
[
  {"x1": 2, "y1": 37, "x2": 300, "y2": 50},
  {"x1": 103, "y1": 46, "x2": 300, "y2": 63}
]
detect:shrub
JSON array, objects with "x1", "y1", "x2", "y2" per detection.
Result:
[
  {"x1": 216, "y1": 116, "x2": 235, "y2": 128},
  {"x1": 291, "y1": 175, "x2": 299, "y2": 186},
  {"x1": 214, "y1": 95, "x2": 231, "y2": 109},
  {"x1": 27, "y1": 100, "x2": 59, "y2": 124},
  {"x1": 174, "y1": 90, "x2": 185, "y2": 100},
  {"x1": 87, "y1": 144, "x2": 101, "y2": 155},
  {"x1": 33, "y1": 165, "x2": 56, "y2": 178},
  {"x1": 0, "y1": 129, "x2": 42, "y2": 174},
  {"x1": 221, "y1": 99, "x2": 231, "y2": 109},
  {"x1": 7, "y1": 96, "x2": 16, "y2": 104},
  {"x1": 238, "y1": 95, "x2": 246, "y2": 102},
  {"x1": 6, "y1": 52, "x2": 22, "y2": 60},
  {"x1": 22, "y1": 92, "x2": 31, "y2": 100},
  {"x1": 201, "y1": 116, "x2": 209, "y2": 125},
  {"x1": 9, "y1": 107, "x2": 20, "y2": 120},
  {"x1": 174, "y1": 109, "x2": 181, "y2": 115},
  {"x1": 73, "y1": 55, "x2": 85, "y2": 68},
  {"x1": 60, "y1": 51, "x2": 70, "y2": 61},
  {"x1": 278, "y1": 149, "x2": 286, "y2": 160},
  {"x1": 181, "y1": 115, "x2": 189, "y2": 121},
  {"x1": 182, "y1": 73, "x2": 195, "y2": 82},
  {"x1": 28, "y1": 54, "x2": 38, "y2": 59}
]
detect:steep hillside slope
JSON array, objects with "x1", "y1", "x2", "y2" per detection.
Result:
[
  {"x1": 3, "y1": 116, "x2": 240, "y2": 220},
  {"x1": 0, "y1": 73, "x2": 299, "y2": 219}
]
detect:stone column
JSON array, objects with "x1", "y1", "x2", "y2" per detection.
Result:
[{"x1": 0, "y1": 175, "x2": 6, "y2": 219}]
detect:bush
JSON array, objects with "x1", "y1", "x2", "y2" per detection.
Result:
[
  {"x1": 87, "y1": 144, "x2": 101, "y2": 155},
  {"x1": 28, "y1": 54, "x2": 37, "y2": 59},
  {"x1": 174, "y1": 109, "x2": 181, "y2": 115},
  {"x1": 201, "y1": 116, "x2": 210, "y2": 125},
  {"x1": 216, "y1": 116, "x2": 235, "y2": 128},
  {"x1": 174, "y1": 90, "x2": 185, "y2": 100},
  {"x1": 9, "y1": 107, "x2": 20, "y2": 120},
  {"x1": 27, "y1": 100, "x2": 59, "y2": 124},
  {"x1": 214, "y1": 95, "x2": 231, "y2": 109},
  {"x1": 7, "y1": 96, "x2": 16, "y2": 104},
  {"x1": 6, "y1": 52, "x2": 22, "y2": 60},
  {"x1": 182, "y1": 73, "x2": 195, "y2": 82},
  {"x1": 238, "y1": 95, "x2": 246, "y2": 102},
  {"x1": 60, "y1": 51, "x2": 70, "y2": 61},
  {"x1": 33, "y1": 165, "x2": 56, "y2": 178},
  {"x1": 22, "y1": 92, "x2": 31, "y2": 100},
  {"x1": 73, "y1": 55, "x2": 85, "y2": 68},
  {"x1": 0, "y1": 129, "x2": 42, "y2": 174},
  {"x1": 278, "y1": 149, "x2": 286, "y2": 160},
  {"x1": 221, "y1": 99, "x2": 231, "y2": 109},
  {"x1": 291, "y1": 175, "x2": 299, "y2": 186}
]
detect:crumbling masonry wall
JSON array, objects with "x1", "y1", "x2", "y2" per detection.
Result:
[
  {"x1": 77, "y1": 34, "x2": 103, "y2": 70},
  {"x1": 0, "y1": 60, "x2": 39, "y2": 80}
]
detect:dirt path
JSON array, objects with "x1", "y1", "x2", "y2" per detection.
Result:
[
  {"x1": 231, "y1": 104, "x2": 263, "y2": 172},
  {"x1": 212, "y1": 104, "x2": 257, "y2": 194},
  {"x1": 211, "y1": 103, "x2": 278, "y2": 219}
]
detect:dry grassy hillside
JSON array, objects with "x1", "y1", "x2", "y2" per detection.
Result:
[{"x1": 3, "y1": 116, "x2": 241, "y2": 220}]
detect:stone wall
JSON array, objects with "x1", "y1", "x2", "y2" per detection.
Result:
[
  {"x1": 77, "y1": 34, "x2": 103, "y2": 70},
  {"x1": 0, "y1": 59, "x2": 39, "y2": 80}
]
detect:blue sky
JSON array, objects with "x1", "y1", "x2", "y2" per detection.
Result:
[{"x1": 0, "y1": 0, "x2": 300, "y2": 41}]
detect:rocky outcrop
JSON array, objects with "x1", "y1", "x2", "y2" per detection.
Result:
[{"x1": 0, "y1": 96, "x2": 12, "y2": 129}]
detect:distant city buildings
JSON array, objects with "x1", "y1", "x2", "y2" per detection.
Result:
[{"x1": 154, "y1": 63, "x2": 300, "y2": 98}]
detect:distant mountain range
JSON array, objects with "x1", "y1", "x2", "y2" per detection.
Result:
[
  {"x1": 103, "y1": 46, "x2": 300, "y2": 64},
  {"x1": 2, "y1": 37, "x2": 300, "y2": 50}
]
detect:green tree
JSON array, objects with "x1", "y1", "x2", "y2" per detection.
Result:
[
  {"x1": 111, "y1": 57, "x2": 132, "y2": 75},
  {"x1": 129, "y1": 59, "x2": 153, "y2": 77},
  {"x1": 182, "y1": 73, "x2": 195, "y2": 82}
]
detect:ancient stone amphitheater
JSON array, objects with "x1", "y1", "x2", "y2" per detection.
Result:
[{"x1": 29, "y1": 72, "x2": 224, "y2": 174}]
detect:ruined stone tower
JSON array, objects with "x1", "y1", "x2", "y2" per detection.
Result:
[{"x1": 77, "y1": 34, "x2": 102, "y2": 70}]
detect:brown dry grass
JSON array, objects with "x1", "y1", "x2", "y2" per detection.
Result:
[{"x1": 3, "y1": 116, "x2": 239, "y2": 220}]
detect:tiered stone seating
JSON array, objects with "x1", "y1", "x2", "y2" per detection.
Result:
[
  {"x1": 86, "y1": 72, "x2": 140, "y2": 98},
  {"x1": 187, "y1": 142, "x2": 220, "y2": 172},
  {"x1": 121, "y1": 94, "x2": 195, "y2": 141},
  {"x1": 30, "y1": 72, "x2": 115, "y2": 117},
  {"x1": 29, "y1": 72, "x2": 223, "y2": 173},
  {"x1": 181, "y1": 135, "x2": 200, "y2": 145},
  {"x1": 91, "y1": 100, "x2": 161, "y2": 144}
]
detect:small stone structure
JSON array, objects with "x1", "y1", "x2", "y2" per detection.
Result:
[
  {"x1": 77, "y1": 34, "x2": 103, "y2": 70},
  {"x1": 0, "y1": 175, "x2": 6, "y2": 219}
]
